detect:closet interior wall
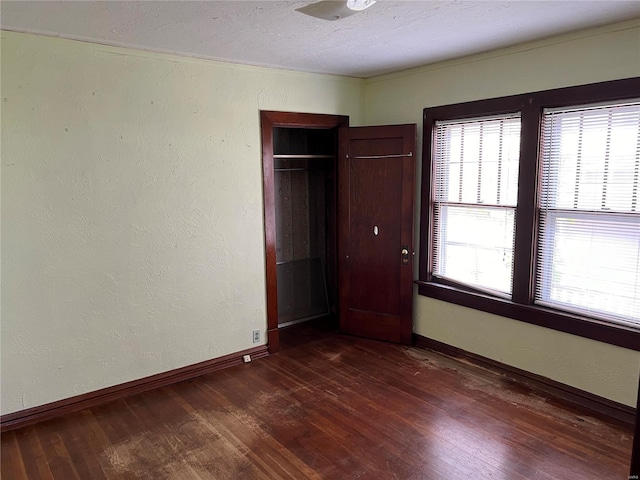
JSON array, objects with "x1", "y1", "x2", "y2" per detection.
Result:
[{"x1": 273, "y1": 127, "x2": 337, "y2": 327}]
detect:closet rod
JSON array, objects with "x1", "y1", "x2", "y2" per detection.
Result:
[
  {"x1": 347, "y1": 152, "x2": 413, "y2": 160},
  {"x1": 274, "y1": 168, "x2": 319, "y2": 172},
  {"x1": 273, "y1": 154, "x2": 335, "y2": 159}
]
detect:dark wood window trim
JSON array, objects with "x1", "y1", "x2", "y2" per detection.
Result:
[{"x1": 418, "y1": 77, "x2": 640, "y2": 351}]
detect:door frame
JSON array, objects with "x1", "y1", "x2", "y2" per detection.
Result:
[{"x1": 260, "y1": 111, "x2": 349, "y2": 353}]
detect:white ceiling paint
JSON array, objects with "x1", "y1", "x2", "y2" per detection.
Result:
[{"x1": 2, "y1": 1, "x2": 639, "y2": 78}]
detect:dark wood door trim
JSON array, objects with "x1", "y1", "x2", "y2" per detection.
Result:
[{"x1": 260, "y1": 111, "x2": 349, "y2": 354}]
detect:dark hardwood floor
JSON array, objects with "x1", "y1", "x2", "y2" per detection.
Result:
[{"x1": 1, "y1": 322, "x2": 634, "y2": 479}]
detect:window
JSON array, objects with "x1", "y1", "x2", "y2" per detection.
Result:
[
  {"x1": 419, "y1": 78, "x2": 640, "y2": 350},
  {"x1": 432, "y1": 115, "x2": 520, "y2": 295},
  {"x1": 537, "y1": 102, "x2": 640, "y2": 327}
]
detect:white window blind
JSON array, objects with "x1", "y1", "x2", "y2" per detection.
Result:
[
  {"x1": 433, "y1": 114, "x2": 521, "y2": 294},
  {"x1": 537, "y1": 101, "x2": 640, "y2": 327}
]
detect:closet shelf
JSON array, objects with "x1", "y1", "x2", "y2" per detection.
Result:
[{"x1": 273, "y1": 154, "x2": 335, "y2": 159}]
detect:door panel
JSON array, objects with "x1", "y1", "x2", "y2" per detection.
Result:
[
  {"x1": 338, "y1": 124, "x2": 416, "y2": 344},
  {"x1": 349, "y1": 154, "x2": 402, "y2": 314}
]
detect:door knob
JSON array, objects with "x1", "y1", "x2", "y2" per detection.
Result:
[{"x1": 401, "y1": 247, "x2": 410, "y2": 265}]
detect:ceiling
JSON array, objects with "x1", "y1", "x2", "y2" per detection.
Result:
[{"x1": 2, "y1": 1, "x2": 639, "y2": 78}]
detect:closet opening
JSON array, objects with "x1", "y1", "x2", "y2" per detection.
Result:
[
  {"x1": 273, "y1": 127, "x2": 337, "y2": 328},
  {"x1": 261, "y1": 112, "x2": 349, "y2": 353}
]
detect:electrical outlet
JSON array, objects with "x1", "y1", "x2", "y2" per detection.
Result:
[
  {"x1": 252, "y1": 330, "x2": 260, "y2": 343},
  {"x1": 243, "y1": 354, "x2": 251, "y2": 363}
]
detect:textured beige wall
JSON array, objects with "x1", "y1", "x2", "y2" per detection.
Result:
[
  {"x1": 0, "y1": 31, "x2": 364, "y2": 415},
  {"x1": 365, "y1": 19, "x2": 640, "y2": 406}
]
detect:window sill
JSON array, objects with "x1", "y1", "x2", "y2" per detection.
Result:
[{"x1": 415, "y1": 280, "x2": 639, "y2": 351}]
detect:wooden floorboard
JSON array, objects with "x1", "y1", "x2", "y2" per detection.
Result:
[{"x1": 1, "y1": 322, "x2": 634, "y2": 479}]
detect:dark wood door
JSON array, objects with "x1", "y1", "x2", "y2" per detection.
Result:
[{"x1": 338, "y1": 124, "x2": 416, "y2": 344}]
